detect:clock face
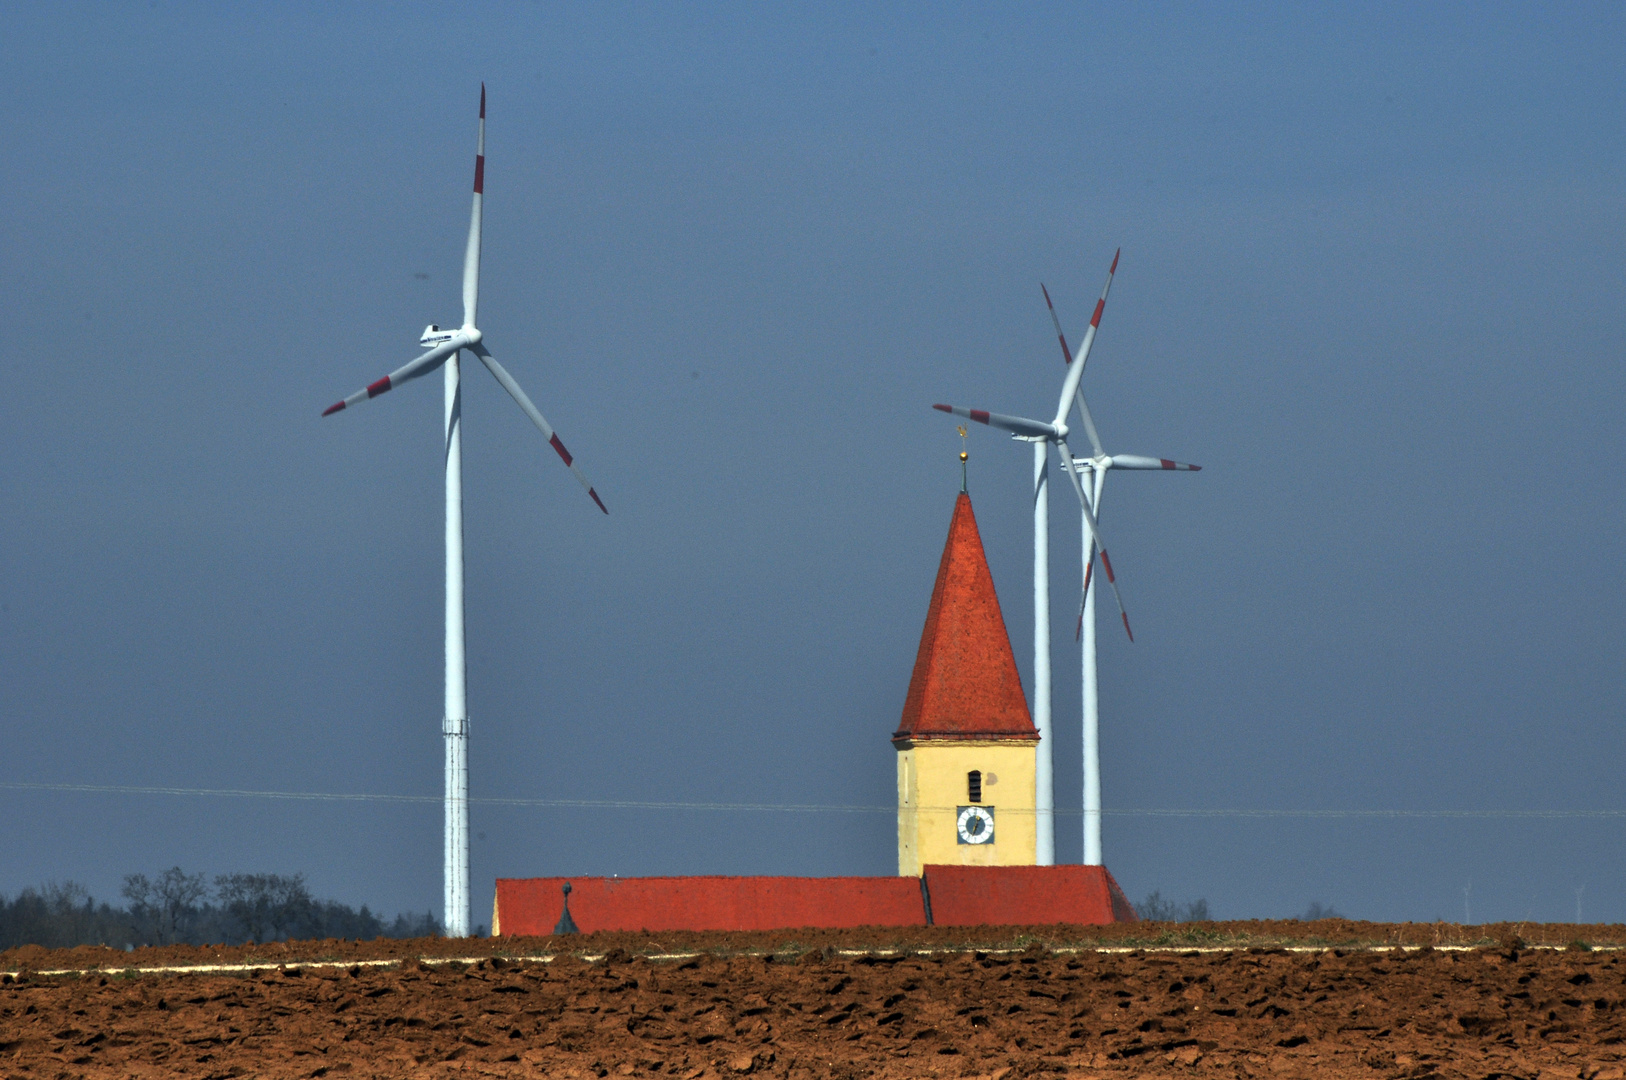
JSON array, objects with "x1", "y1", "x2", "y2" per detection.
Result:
[{"x1": 956, "y1": 805, "x2": 995, "y2": 845}]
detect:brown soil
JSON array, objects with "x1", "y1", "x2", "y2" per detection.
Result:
[{"x1": 3, "y1": 924, "x2": 1623, "y2": 1079}]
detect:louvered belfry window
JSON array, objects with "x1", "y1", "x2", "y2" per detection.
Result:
[{"x1": 967, "y1": 770, "x2": 982, "y2": 803}]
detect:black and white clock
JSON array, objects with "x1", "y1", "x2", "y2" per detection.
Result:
[{"x1": 956, "y1": 805, "x2": 994, "y2": 845}]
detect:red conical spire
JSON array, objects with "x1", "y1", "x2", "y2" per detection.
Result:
[{"x1": 895, "y1": 493, "x2": 1037, "y2": 742}]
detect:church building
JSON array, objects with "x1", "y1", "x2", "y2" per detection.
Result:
[
  {"x1": 895, "y1": 490, "x2": 1039, "y2": 875},
  {"x1": 490, "y1": 485, "x2": 1138, "y2": 934}
]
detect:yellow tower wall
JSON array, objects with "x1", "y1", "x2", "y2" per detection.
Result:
[{"x1": 895, "y1": 739, "x2": 1037, "y2": 876}]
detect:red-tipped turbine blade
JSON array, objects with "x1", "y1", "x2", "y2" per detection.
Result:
[
  {"x1": 1091, "y1": 248, "x2": 1120, "y2": 331},
  {"x1": 320, "y1": 337, "x2": 465, "y2": 417},
  {"x1": 1108, "y1": 454, "x2": 1202, "y2": 471},
  {"x1": 1051, "y1": 248, "x2": 1120, "y2": 427},
  {"x1": 471, "y1": 344, "x2": 607, "y2": 514},
  {"x1": 1041, "y1": 283, "x2": 1073, "y2": 365},
  {"x1": 1075, "y1": 556, "x2": 1095, "y2": 641},
  {"x1": 1043, "y1": 286, "x2": 1106, "y2": 456},
  {"x1": 463, "y1": 86, "x2": 486, "y2": 330},
  {"x1": 1055, "y1": 437, "x2": 1133, "y2": 642},
  {"x1": 932, "y1": 403, "x2": 1056, "y2": 439}
]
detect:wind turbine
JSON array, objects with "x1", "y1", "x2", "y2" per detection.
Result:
[
  {"x1": 933, "y1": 251, "x2": 1131, "y2": 866},
  {"x1": 321, "y1": 86, "x2": 607, "y2": 937},
  {"x1": 1042, "y1": 269, "x2": 1198, "y2": 867}
]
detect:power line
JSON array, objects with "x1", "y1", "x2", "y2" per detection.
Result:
[{"x1": 2, "y1": 781, "x2": 1623, "y2": 819}]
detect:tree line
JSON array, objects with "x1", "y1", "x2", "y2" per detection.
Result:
[
  {"x1": 0, "y1": 869, "x2": 440, "y2": 950},
  {"x1": 1134, "y1": 892, "x2": 1348, "y2": 922}
]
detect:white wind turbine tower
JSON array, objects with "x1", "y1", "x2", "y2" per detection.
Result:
[
  {"x1": 934, "y1": 251, "x2": 1135, "y2": 867},
  {"x1": 1042, "y1": 262, "x2": 1198, "y2": 866},
  {"x1": 321, "y1": 86, "x2": 607, "y2": 937}
]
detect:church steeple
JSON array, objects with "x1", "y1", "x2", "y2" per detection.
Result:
[
  {"x1": 895, "y1": 491, "x2": 1039, "y2": 876},
  {"x1": 895, "y1": 493, "x2": 1037, "y2": 743}
]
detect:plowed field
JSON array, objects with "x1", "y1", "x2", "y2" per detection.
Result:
[{"x1": 4, "y1": 923, "x2": 1624, "y2": 1079}]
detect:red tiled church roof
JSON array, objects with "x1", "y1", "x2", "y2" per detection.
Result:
[
  {"x1": 895, "y1": 492, "x2": 1037, "y2": 742},
  {"x1": 493, "y1": 866, "x2": 1135, "y2": 933}
]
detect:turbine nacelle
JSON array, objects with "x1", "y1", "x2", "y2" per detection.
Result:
[
  {"x1": 420, "y1": 324, "x2": 461, "y2": 349},
  {"x1": 419, "y1": 324, "x2": 482, "y2": 348}
]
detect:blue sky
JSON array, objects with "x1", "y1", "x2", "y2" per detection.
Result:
[{"x1": 2, "y1": 3, "x2": 1623, "y2": 928}]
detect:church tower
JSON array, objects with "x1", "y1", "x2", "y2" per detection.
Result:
[{"x1": 895, "y1": 491, "x2": 1039, "y2": 876}]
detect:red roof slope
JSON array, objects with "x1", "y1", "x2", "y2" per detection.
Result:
[
  {"x1": 495, "y1": 876, "x2": 926, "y2": 934},
  {"x1": 922, "y1": 864, "x2": 1138, "y2": 927},
  {"x1": 895, "y1": 492, "x2": 1036, "y2": 742}
]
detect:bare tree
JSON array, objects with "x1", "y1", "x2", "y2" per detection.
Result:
[
  {"x1": 215, "y1": 873, "x2": 315, "y2": 943},
  {"x1": 215, "y1": 874, "x2": 271, "y2": 943},
  {"x1": 122, "y1": 867, "x2": 207, "y2": 945},
  {"x1": 1135, "y1": 890, "x2": 1211, "y2": 922},
  {"x1": 266, "y1": 875, "x2": 315, "y2": 940}
]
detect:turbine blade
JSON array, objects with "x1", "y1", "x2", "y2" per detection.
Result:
[
  {"x1": 1041, "y1": 283, "x2": 1108, "y2": 455},
  {"x1": 1107, "y1": 454, "x2": 1202, "y2": 471},
  {"x1": 1041, "y1": 283, "x2": 1073, "y2": 365},
  {"x1": 1055, "y1": 437, "x2": 1132, "y2": 642},
  {"x1": 932, "y1": 403, "x2": 1056, "y2": 439},
  {"x1": 1074, "y1": 468, "x2": 1108, "y2": 640},
  {"x1": 1051, "y1": 248, "x2": 1119, "y2": 427},
  {"x1": 462, "y1": 84, "x2": 485, "y2": 330},
  {"x1": 1074, "y1": 389, "x2": 1106, "y2": 459},
  {"x1": 471, "y1": 343, "x2": 607, "y2": 514},
  {"x1": 1075, "y1": 557, "x2": 1093, "y2": 642},
  {"x1": 320, "y1": 337, "x2": 464, "y2": 416}
]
